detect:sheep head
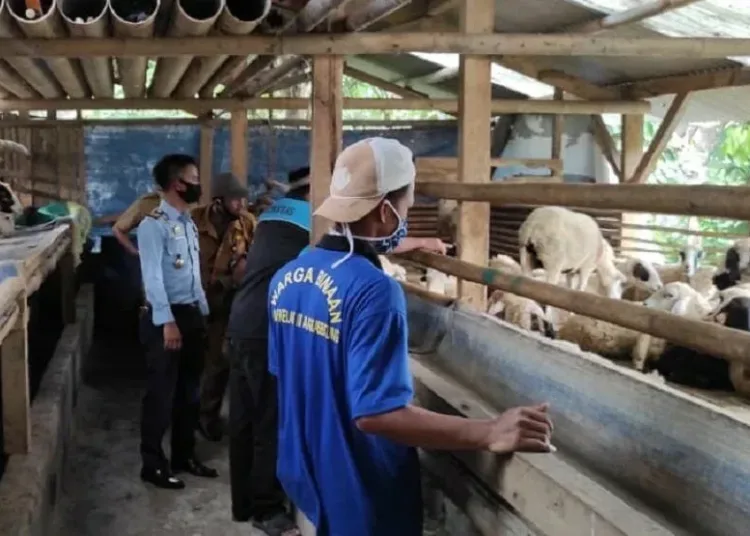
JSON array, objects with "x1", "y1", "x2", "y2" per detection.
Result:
[
  {"x1": 629, "y1": 259, "x2": 664, "y2": 293},
  {"x1": 0, "y1": 180, "x2": 23, "y2": 216},
  {"x1": 643, "y1": 282, "x2": 699, "y2": 315},
  {"x1": 679, "y1": 245, "x2": 704, "y2": 278}
]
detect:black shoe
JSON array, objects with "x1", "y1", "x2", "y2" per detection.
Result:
[
  {"x1": 140, "y1": 466, "x2": 185, "y2": 489},
  {"x1": 171, "y1": 457, "x2": 219, "y2": 478},
  {"x1": 197, "y1": 419, "x2": 224, "y2": 442}
]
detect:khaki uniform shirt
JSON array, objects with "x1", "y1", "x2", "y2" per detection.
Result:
[
  {"x1": 113, "y1": 192, "x2": 162, "y2": 234},
  {"x1": 191, "y1": 204, "x2": 257, "y2": 293}
]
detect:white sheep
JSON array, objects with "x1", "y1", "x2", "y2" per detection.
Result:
[
  {"x1": 656, "y1": 245, "x2": 704, "y2": 285},
  {"x1": 422, "y1": 268, "x2": 457, "y2": 298},
  {"x1": 488, "y1": 254, "x2": 522, "y2": 274},
  {"x1": 379, "y1": 255, "x2": 407, "y2": 282},
  {"x1": 689, "y1": 265, "x2": 719, "y2": 299},
  {"x1": 0, "y1": 139, "x2": 30, "y2": 156},
  {"x1": 631, "y1": 282, "x2": 714, "y2": 371},
  {"x1": 519, "y1": 207, "x2": 626, "y2": 299},
  {"x1": 487, "y1": 289, "x2": 555, "y2": 338},
  {"x1": 0, "y1": 180, "x2": 24, "y2": 237}
]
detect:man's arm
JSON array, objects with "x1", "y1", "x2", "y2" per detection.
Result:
[
  {"x1": 394, "y1": 236, "x2": 448, "y2": 255},
  {"x1": 347, "y1": 285, "x2": 552, "y2": 454},
  {"x1": 113, "y1": 202, "x2": 146, "y2": 256},
  {"x1": 137, "y1": 219, "x2": 174, "y2": 326}
]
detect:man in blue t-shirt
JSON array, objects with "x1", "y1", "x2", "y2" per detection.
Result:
[{"x1": 268, "y1": 137, "x2": 555, "y2": 536}]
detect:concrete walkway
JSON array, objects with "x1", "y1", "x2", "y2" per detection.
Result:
[{"x1": 53, "y1": 338, "x2": 261, "y2": 536}]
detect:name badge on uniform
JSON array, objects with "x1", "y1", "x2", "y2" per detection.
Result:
[{"x1": 172, "y1": 225, "x2": 182, "y2": 237}]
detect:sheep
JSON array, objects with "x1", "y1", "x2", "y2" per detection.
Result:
[
  {"x1": 488, "y1": 254, "x2": 522, "y2": 274},
  {"x1": 519, "y1": 207, "x2": 626, "y2": 300},
  {"x1": 0, "y1": 139, "x2": 30, "y2": 156},
  {"x1": 707, "y1": 285, "x2": 750, "y2": 319},
  {"x1": 0, "y1": 180, "x2": 24, "y2": 237},
  {"x1": 421, "y1": 268, "x2": 457, "y2": 298},
  {"x1": 379, "y1": 255, "x2": 407, "y2": 282},
  {"x1": 487, "y1": 289, "x2": 556, "y2": 339},
  {"x1": 656, "y1": 245, "x2": 704, "y2": 284},
  {"x1": 689, "y1": 265, "x2": 719, "y2": 299},
  {"x1": 436, "y1": 199, "x2": 458, "y2": 245},
  {"x1": 650, "y1": 297, "x2": 750, "y2": 397},
  {"x1": 712, "y1": 238, "x2": 750, "y2": 290},
  {"x1": 631, "y1": 282, "x2": 714, "y2": 371}
]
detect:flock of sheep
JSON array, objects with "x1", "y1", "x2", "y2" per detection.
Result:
[{"x1": 383, "y1": 205, "x2": 750, "y2": 399}]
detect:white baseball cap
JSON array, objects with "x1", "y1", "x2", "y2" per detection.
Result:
[{"x1": 314, "y1": 137, "x2": 416, "y2": 223}]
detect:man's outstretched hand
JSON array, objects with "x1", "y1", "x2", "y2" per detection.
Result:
[{"x1": 485, "y1": 403, "x2": 554, "y2": 454}]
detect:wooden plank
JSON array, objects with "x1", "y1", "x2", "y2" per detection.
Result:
[
  {"x1": 629, "y1": 93, "x2": 690, "y2": 184},
  {"x1": 411, "y1": 358, "x2": 680, "y2": 536},
  {"x1": 551, "y1": 88, "x2": 564, "y2": 179},
  {"x1": 416, "y1": 156, "x2": 563, "y2": 177},
  {"x1": 591, "y1": 115, "x2": 622, "y2": 179},
  {"x1": 456, "y1": 0, "x2": 494, "y2": 311},
  {"x1": 310, "y1": 55, "x2": 343, "y2": 243},
  {"x1": 626, "y1": 68, "x2": 750, "y2": 98},
  {"x1": 620, "y1": 113, "x2": 644, "y2": 252},
  {"x1": 1, "y1": 284, "x2": 28, "y2": 454},
  {"x1": 60, "y1": 246, "x2": 76, "y2": 325},
  {"x1": 3, "y1": 33, "x2": 750, "y2": 59},
  {"x1": 563, "y1": 0, "x2": 702, "y2": 34},
  {"x1": 199, "y1": 122, "x2": 214, "y2": 203},
  {"x1": 0, "y1": 97, "x2": 652, "y2": 114},
  {"x1": 230, "y1": 110, "x2": 248, "y2": 185}
]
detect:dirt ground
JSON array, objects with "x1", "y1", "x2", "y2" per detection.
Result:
[{"x1": 52, "y1": 338, "x2": 263, "y2": 536}]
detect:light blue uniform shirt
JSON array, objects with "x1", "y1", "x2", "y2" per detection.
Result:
[{"x1": 137, "y1": 199, "x2": 209, "y2": 326}]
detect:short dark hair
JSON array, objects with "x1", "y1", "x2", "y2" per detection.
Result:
[
  {"x1": 285, "y1": 166, "x2": 310, "y2": 200},
  {"x1": 152, "y1": 154, "x2": 197, "y2": 190}
]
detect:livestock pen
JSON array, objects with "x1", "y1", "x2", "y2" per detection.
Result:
[{"x1": 0, "y1": 0, "x2": 748, "y2": 535}]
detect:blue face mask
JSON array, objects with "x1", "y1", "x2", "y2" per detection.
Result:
[{"x1": 369, "y1": 202, "x2": 408, "y2": 254}]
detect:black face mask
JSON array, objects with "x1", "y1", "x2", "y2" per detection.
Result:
[{"x1": 178, "y1": 179, "x2": 202, "y2": 204}]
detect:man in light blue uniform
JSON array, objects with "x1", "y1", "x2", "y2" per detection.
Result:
[{"x1": 137, "y1": 154, "x2": 217, "y2": 490}]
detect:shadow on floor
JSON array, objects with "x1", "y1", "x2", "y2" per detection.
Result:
[{"x1": 53, "y1": 335, "x2": 262, "y2": 536}]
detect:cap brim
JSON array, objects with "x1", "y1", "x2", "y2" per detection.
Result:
[
  {"x1": 225, "y1": 186, "x2": 249, "y2": 198},
  {"x1": 313, "y1": 197, "x2": 380, "y2": 223}
]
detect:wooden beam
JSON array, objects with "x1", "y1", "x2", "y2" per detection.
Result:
[
  {"x1": 343, "y1": 65, "x2": 428, "y2": 99},
  {"x1": 60, "y1": 247, "x2": 76, "y2": 324},
  {"x1": 591, "y1": 115, "x2": 622, "y2": 179},
  {"x1": 456, "y1": 0, "x2": 493, "y2": 311},
  {"x1": 405, "y1": 250, "x2": 750, "y2": 365},
  {"x1": 0, "y1": 97, "x2": 651, "y2": 114},
  {"x1": 0, "y1": 117, "x2": 456, "y2": 128},
  {"x1": 199, "y1": 122, "x2": 214, "y2": 203},
  {"x1": 629, "y1": 93, "x2": 690, "y2": 184},
  {"x1": 551, "y1": 88, "x2": 564, "y2": 179},
  {"x1": 415, "y1": 181, "x2": 750, "y2": 221},
  {"x1": 310, "y1": 56, "x2": 343, "y2": 243},
  {"x1": 1, "y1": 286, "x2": 29, "y2": 454},
  {"x1": 562, "y1": 0, "x2": 702, "y2": 34},
  {"x1": 623, "y1": 68, "x2": 750, "y2": 98},
  {"x1": 620, "y1": 113, "x2": 644, "y2": 250},
  {"x1": 4, "y1": 34, "x2": 750, "y2": 59},
  {"x1": 230, "y1": 110, "x2": 248, "y2": 185},
  {"x1": 416, "y1": 156, "x2": 563, "y2": 176}
]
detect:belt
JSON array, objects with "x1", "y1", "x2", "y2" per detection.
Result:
[{"x1": 142, "y1": 301, "x2": 200, "y2": 311}]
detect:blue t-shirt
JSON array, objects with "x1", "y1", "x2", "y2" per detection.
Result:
[{"x1": 268, "y1": 242, "x2": 422, "y2": 536}]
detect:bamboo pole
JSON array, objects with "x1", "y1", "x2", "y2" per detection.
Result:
[
  {"x1": 0, "y1": 97, "x2": 651, "y2": 114},
  {"x1": 401, "y1": 251, "x2": 750, "y2": 365},
  {"x1": 174, "y1": 0, "x2": 272, "y2": 98},
  {"x1": 58, "y1": 0, "x2": 114, "y2": 97},
  {"x1": 416, "y1": 182, "x2": 750, "y2": 221},
  {"x1": 110, "y1": 0, "x2": 160, "y2": 98},
  {"x1": 150, "y1": 0, "x2": 225, "y2": 98},
  {"x1": 0, "y1": 0, "x2": 62, "y2": 97},
  {"x1": 7, "y1": 0, "x2": 89, "y2": 98}
]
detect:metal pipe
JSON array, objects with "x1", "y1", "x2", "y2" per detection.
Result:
[
  {"x1": 0, "y1": 0, "x2": 62, "y2": 97},
  {"x1": 58, "y1": 0, "x2": 113, "y2": 97},
  {"x1": 110, "y1": 0, "x2": 159, "y2": 98},
  {"x1": 7, "y1": 0, "x2": 89, "y2": 97},
  {"x1": 174, "y1": 0, "x2": 271, "y2": 98},
  {"x1": 149, "y1": 0, "x2": 224, "y2": 98}
]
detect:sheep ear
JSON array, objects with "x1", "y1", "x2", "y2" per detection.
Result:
[
  {"x1": 670, "y1": 297, "x2": 690, "y2": 316},
  {"x1": 487, "y1": 300, "x2": 505, "y2": 316},
  {"x1": 632, "y1": 262, "x2": 649, "y2": 282}
]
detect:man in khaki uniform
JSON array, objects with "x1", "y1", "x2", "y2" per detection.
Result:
[
  {"x1": 192, "y1": 172, "x2": 256, "y2": 441},
  {"x1": 112, "y1": 191, "x2": 162, "y2": 255}
]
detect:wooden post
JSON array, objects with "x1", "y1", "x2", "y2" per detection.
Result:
[
  {"x1": 2, "y1": 292, "x2": 29, "y2": 454},
  {"x1": 199, "y1": 122, "x2": 214, "y2": 203},
  {"x1": 60, "y1": 245, "x2": 76, "y2": 324},
  {"x1": 619, "y1": 114, "x2": 644, "y2": 253},
  {"x1": 230, "y1": 110, "x2": 248, "y2": 186},
  {"x1": 551, "y1": 89, "x2": 564, "y2": 180},
  {"x1": 456, "y1": 0, "x2": 494, "y2": 311},
  {"x1": 310, "y1": 55, "x2": 343, "y2": 244}
]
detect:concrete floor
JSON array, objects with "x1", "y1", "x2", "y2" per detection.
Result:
[{"x1": 53, "y1": 337, "x2": 262, "y2": 536}]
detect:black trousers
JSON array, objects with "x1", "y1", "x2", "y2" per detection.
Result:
[
  {"x1": 227, "y1": 337, "x2": 287, "y2": 521},
  {"x1": 140, "y1": 304, "x2": 207, "y2": 470}
]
